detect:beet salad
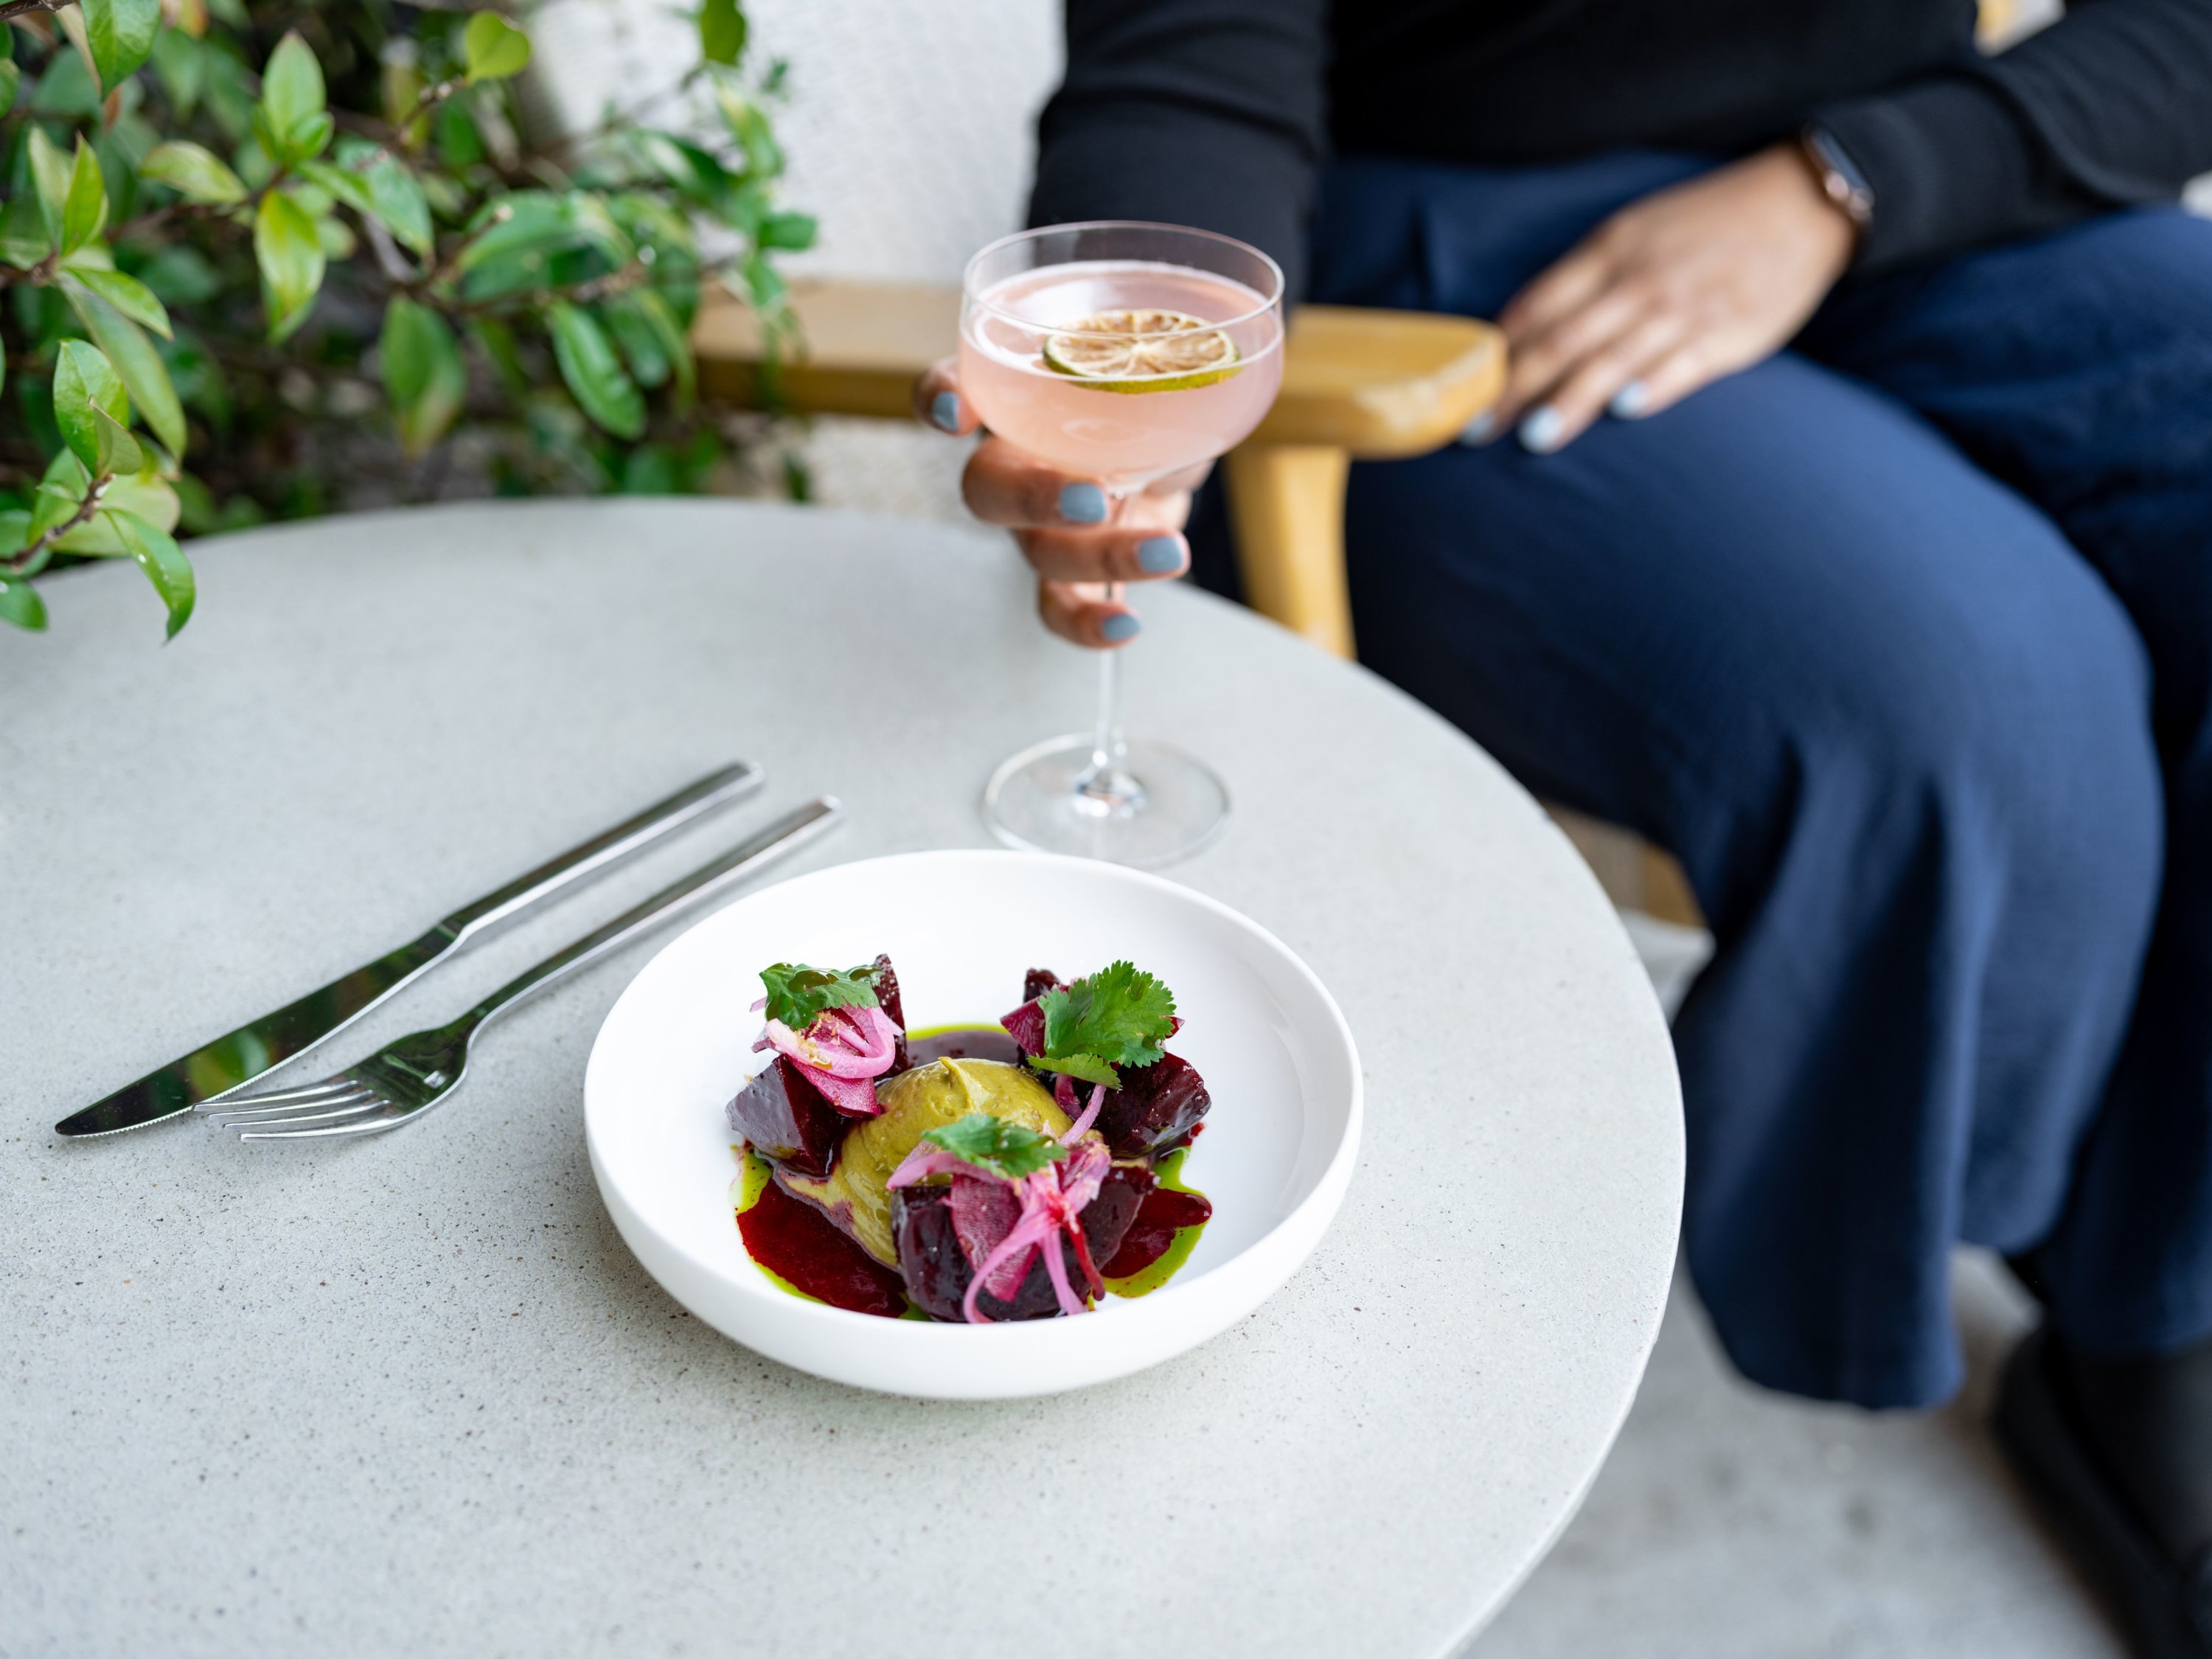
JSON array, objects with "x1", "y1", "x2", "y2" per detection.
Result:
[{"x1": 724, "y1": 956, "x2": 1214, "y2": 1321}]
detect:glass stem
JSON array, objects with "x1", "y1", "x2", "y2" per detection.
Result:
[
  {"x1": 1073, "y1": 578, "x2": 1145, "y2": 816},
  {"x1": 1090, "y1": 581, "x2": 1126, "y2": 774}
]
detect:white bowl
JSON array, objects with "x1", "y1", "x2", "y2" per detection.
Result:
[{"x1": 583, "y1": 849, "x2": 1361, "y2": 1399}]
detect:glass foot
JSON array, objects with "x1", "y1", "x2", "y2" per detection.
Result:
[{"x1": 984, "y1": 734, "x2": 1230, "y2": 868}]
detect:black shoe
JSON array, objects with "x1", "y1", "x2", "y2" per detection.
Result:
[{"x1": 1995, "y1": 1327, "x2": 2212, "y2": 1659}]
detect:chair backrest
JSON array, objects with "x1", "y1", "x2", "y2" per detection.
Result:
[{"x1": 526, "y1": 0, "x2": 1063, "y2": 285}]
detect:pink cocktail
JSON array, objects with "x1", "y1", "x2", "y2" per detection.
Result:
[
  {"x1": 959, "y1": 262, "x2": 1285, "y2": 488},
  {"x1": 962, "y1": 223, "x2": 1287, "y2": 868}
]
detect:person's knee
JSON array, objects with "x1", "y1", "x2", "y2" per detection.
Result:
[{"x1": 1831, "y1": 576, "x2": 2162, "y2": 944}]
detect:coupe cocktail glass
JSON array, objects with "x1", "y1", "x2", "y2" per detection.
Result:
[{"x1": 961, "y1": 222, "x2": 1286, "y2": 866}]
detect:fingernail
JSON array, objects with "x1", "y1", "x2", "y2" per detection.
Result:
[
  {"x1": 1099, "y1": 613, "x2": 1142, "y2": 643},
  {"x1": 1459, "y1": 411, "x2": 1495, "y2": 445},
  {"x1": 930, "y1": 391, "x2": 961, "y2": 432},
  {"x1": 1518, "y1": 406, "x2": 1566, "y2": 454},
  {"x1": 1136, "y1": 535, "x2": 1185, "y2": 574},
  {"x1": 1610, "y1": 380, "x2": 1650, "y2": 420},
  {"x1": 1059, "y1": 481, "x2": 1108, "y2": 524}
]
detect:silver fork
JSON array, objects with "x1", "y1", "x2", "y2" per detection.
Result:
[{"x1": 204, "y1": 796, "x2": 843, "y2": 1141}]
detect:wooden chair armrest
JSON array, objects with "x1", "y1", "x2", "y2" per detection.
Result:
[{"x1": 692, "y1": 279, "x2": 1506, "y2": 454}]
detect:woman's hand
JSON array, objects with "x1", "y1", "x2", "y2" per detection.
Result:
[
  {"x1": 1491, "y1": 143, "x2": 1857, "y2": 453},
  {"x1": 911, "y1": 364, "x2": 1206, "y2": 650}
]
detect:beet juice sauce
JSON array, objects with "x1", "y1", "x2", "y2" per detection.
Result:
[{"x1": 732, "y1": 1026, "x2": 1211, "y2": 1317}]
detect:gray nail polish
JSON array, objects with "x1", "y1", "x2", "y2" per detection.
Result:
[
  {"x1": 930, "y1": 391, "x2": 961, "y2": 432},
  {"x1": 1610, "y1": 380, "x2": 1651, "y2": 420},
  {"x1": 1059, "y1": 481, "x2": 1108, "y2": 524},
  {"x1": 1459, "y1": 411, "x2": 1495, "y2": 445},
  {"x1": 1518, "y1": 406, "x2": 1566, "y2": 454},
  {"x1": 1137, "y1": 535, "x2": 1184, "y2": 574},
  {"x1": 1099, "y1": 613, "x2": 1142, "y2": 642}
]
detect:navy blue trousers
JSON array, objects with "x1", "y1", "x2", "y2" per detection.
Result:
[{"x1": 1284, "y1": 153, "x2": 2212, "y2": 1408}]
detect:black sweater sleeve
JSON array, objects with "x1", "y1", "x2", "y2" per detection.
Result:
[
  {"x1": 1028, "y1": 0, "x2": 1329, "y2": 303},
  {"x1": 1818, "y1": 0, "x2": 2212, "y2": 274}
]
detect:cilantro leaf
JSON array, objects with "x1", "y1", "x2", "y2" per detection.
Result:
[
  {"x1": 759, "y1": 961, "x2": 880, "y2": 1032},
  {"x1": 1034, "y1": 960, "x2": 1176, "y2": 1086},
  {"x1": 1029, "y1": 1051, "x2": 1121, "y2": 1089},
  {"x1": 919, "y1": 1113, "x2": 1068, "y2": 1181}
]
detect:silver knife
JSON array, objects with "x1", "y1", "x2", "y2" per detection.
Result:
[{"x1": 55, "y1": 759, "x2": 764, "y2": 1139}]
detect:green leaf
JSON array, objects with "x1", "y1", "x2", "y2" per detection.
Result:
[
  {"x1": 379, "y1": 297, "x2": 466, "y2": 456},
  {"x1": 740, "y1": 248, "x2": 786, "y2": 316},
  {"x1": 715, "y1": 84, "x2": 782, "y2": 178},
  {"x1": 636, "y1": 132, "x2": 729, "y2": 206},
  {"x1": 0, "y1": 509, "x2": 29, "y2": 557},
  {"x1": 29, "y1": 455, "x2": 94, "y2": 547},
  {"x1": 254, "y1": 189, "x2": 326, "y2": 341},
  {"x1": 454, "y1": 193, "x2": 630, "y2": 300},
  {"x1": 303, "y1": 150, "x2": 434, "y2": 260},
  {"x1": 365, "y1": 154, "x2": 433, "y2": 257},
  {"x1": 757, "y1": 961, "x2": 882, "y2": 1032},
  {"x1": 918, "y1": 1114, "x2": 1070, "y2": 1183},
  {"x1": 107, "y1": 507, "x2": 195, "y2": 639},
  {"x1": 632, "y1": 288, "x2": 694, "y2": 407},
  {"x1": 65, "y1": 268, "x2": 172, "y2": 338},
  {"x1": 83, "y1": 0, "x2": 160, "y2": 93},
  {"x1": 68, "y1": 287, "x2": 188, "y2": 457},
  {"x1": 1035, "y1": 961, "x2": 1178, "y2": 1085},
  {"x1": 150, "y1": 28, "x2": 204, "y2": 119},
  {"x1": 260, "y1": 31, "x2": 325, "y2": 147},
  {"x1": 699, "y1": 0, "x2": 745, "y2": 65},
  {"x1": 136, "y1": 245, "x2": 221, "y2": 305},
  {"x1": 0, "y1": 576, "x2": 48, "y2": 633},
  {"x1": 28, "y1": 40, "x2": 101, "y2": 117},
  {"x1": 28, "y1": 125, "x2": 73, "y2": 251},
  {"x1": 93, "y1": 406, "x2": 144, "y2": 476},
  {"x1": 60, "y1": 135, "x2": 109, "y2": 254},
  {"x1": 548, "y1": 302, "x2": 644, "y2": 438},
  {"x1": 256, "y1": 105, "x2": 333, "y2": 167},
  {"x1": 294, "y1": 157, "x2": 376, "y2": 218},
  {"x1": 0, "y1": 195, "x2": 47, "y2": 269},
  {"x1": 604, "y1": 292, "x2": 669, "y2": 389},
  {"x1": 335, "y1": 140, "x2": 434, "y2": 257},
  {"x1": 53, "y1": 471, "x2": 180, "y2": 554},
  {"x1": 52, "y1": 340, "x2": 130, "y2": 474},
  {"x1": 0, "y1": 60, "x2": 19, "y2": 121},
  {"x1": 757, "y1": 210, "x2": 816, "y2": 251},
  {"x1": 462, "y1": 12, "x2": 532, "y2": 83},
  {"x1": 1028, "y1": 1051, "x2": 1121, "y2": 1090},
  {"x1": 140, "y1": 139, "x2": 248, "y2": 204}
]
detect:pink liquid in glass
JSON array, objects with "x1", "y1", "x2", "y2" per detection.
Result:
[{"x1": 959, "y1": 261, "x2": 1284, "y2": 491}]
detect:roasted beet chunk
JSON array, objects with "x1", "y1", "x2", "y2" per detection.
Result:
[
  {"x1": 1022, "y1": 967, "x2": 1063, "y2": 1003},
  {"x1": 726, "y1": 1056, "x2": 852, "y2": 1177},
  {"x1": 1081, "y1": 1160, "x2": 1152, "y2": 1266},
  {"x1": 872, "y1": 953, "x2": 911, "y2": 1074},
  {"x1": 893, "y1": 1185, "x2": 1064, "y2": 1321},
  {"x1": 892, "y1": 1164, "x2": 1152, "y2": 1322},
  {"x1": 1001, "y1": 996, "x2": 1046, "y2": 1056},
  {"x1": 1096, "y1": 1052, "x2": 1210, "y2": 1157}
]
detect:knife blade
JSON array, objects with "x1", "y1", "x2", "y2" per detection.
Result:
[{"x1": 54, "y1": 759, "x2": 765, "y2": 1139}]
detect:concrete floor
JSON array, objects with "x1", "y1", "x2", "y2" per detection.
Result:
[{"x1": 1470, "y1": 1250, "x2": 2127, "y2": 1659}]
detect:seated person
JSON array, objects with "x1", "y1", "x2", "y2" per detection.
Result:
[{"x1": 915, "y1": 0, "x2": 2212, "y2": 1650}]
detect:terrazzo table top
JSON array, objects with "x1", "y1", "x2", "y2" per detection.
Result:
[{"x1": 1, "y1": 499, "x2": 1681, "y2": 1659}]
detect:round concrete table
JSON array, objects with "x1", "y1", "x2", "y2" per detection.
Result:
[{"x1": 1, "y1": 501, "x2": 1681, "y2": 1659}]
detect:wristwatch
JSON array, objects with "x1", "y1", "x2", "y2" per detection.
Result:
[{"x1": 1798, "y1": 125, "x2": 1875, "y2": 232}]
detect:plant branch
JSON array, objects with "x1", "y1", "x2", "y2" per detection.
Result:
[
  {"x1": 3, "y1": 473, "x2": 108, "y2": 577},
  {"x1": 0, "y1": 0, "x2": 74, "y2": 21}
]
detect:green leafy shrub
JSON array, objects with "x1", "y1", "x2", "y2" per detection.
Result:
[{"x1": 1, "y1": 0, "x2": 810, "y2": 635}]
